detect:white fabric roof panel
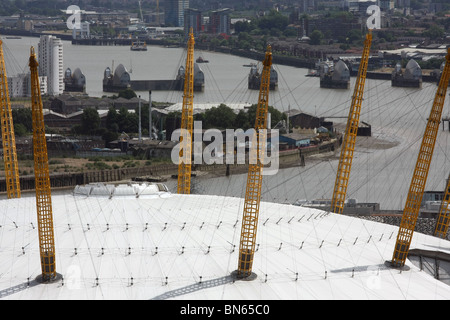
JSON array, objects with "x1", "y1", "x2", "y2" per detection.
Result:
[{"x1": 1, "y1": 184, "x2": 450, "y2": 300}]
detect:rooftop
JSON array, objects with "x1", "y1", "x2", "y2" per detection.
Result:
[{"x1": 1, "y1": 183, "x2": 450, "y2": 300}]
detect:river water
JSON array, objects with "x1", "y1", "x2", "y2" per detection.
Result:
[{"x1": 3, "y1": 36, "x2": 450, "y2": 210}]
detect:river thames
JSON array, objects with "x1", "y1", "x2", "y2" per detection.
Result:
[{"x1": 3, "y1": 36, "x2": 450, "y2": 210}]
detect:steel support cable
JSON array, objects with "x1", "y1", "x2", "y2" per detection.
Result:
[
  {"x1": 182, "y1": 196, "x2": 216, "y2": 276},
  {"x1": 272, "y1": 64, "x2": 312, "y2": 113},
  {"x1": 162, "y1": 47, "x2": 188, "y2": 104},
  {"x1": 261, "y1": 88, "x2": 424, "y2": 209},
  {"x1": 105, "y1": 197, "x2": 134, "y2": 291},
  {"x1": 319, "y1": 79, "x2": 394, "y2": 121},
  {"x1": 164, "y1": 195, "x2": 202, "y2": 277},
  {"x1": 71, "y1": 195, "x2": 106, "y2": 297},
  {"x1": 390, "y1": 49, "x2": 450, "y2": 268},
  {"x1": 345, "y1": 127, "x2": 422, "y2": 208},
  {"x1": 143, "y1": 202, "x2": 168, "y2": 283},
  {"x1": 224, "y1": 73, "x2": 249, "y2": 105},
  {"x1": 345, "y1": 84, "x2": 435, "y2": 208},
  {"x1": 198, "y1": 53, "x2": 226, "y2": 104},
  {"x1": 197, "y1": 195, "x2": 232, "y2": 278},
  {"x1": 331, "y1": 31, "x2": 372, "y2": 215},
  {"x1": 332, "y1": 79, "x2": 434, "y2": 208}
]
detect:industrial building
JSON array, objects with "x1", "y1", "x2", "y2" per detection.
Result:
[
  {"x1": 7, "y1": 73, "x2": 47, "y2": 97},
  {"x1": 164, "y1": 0, "x2": 189, "y2": 27},
  {"x1": 208, "y1": 8, "x2": 231, "y2": 35},
  {"x1": 184, "y1": 8, "x2": 202, "y2": 37}
]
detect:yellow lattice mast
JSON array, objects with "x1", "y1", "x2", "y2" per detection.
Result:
[
  {"x1": 235, "y1": 45, "x2": 272, "y2": 279},
  {"x1": 177, "y1": 29, "x2": 195, "y2": 194},
  {"x1": 29, "y1": 47, "x2": 57, "y2": 281},
  {"x1": 0, "y1": 39, "x2": 20, "y2": 199},
  {"x1": 435, "y1": 173, "x2": 450, "y2": 239},
  {"x1": 330, "y1": 30, "x2": 372, "y2": 214},
  {"x1": 390, "y1": 48, "x2": 450, "y2": 268}
]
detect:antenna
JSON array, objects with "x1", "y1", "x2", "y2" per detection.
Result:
[
  {"x1": 177, "y1": 28, "x2": 195, "y2": 194},
  {"x1": 29, "y1": 47, "x2": 58, "y2": 282},
  {"x1": 234, "y1": 45, "x2": 273, "y2": 280}
]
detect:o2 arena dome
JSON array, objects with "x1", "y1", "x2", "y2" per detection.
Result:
[{"x1": 1, "y1": 182, "x2": 450, "y2": 300}]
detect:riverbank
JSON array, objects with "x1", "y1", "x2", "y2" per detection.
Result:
[{"x1": 0, "y1": 138, "x2": 340, "y2": 194}]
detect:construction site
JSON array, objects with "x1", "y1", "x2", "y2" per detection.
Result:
[{"x1": 1, "y1": 23, "x2": 450, "y2": 304}]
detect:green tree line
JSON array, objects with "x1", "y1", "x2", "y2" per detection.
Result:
[{"x1": 168, "y1": 103, "x2": 287, "y2": 131}]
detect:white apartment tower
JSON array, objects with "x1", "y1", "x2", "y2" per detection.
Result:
[{"x1": 38, "y1": 35, "x2": 63, "y2": 96}]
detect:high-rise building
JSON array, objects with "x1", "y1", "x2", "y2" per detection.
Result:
[
  {"x1": 8, "y1": 73, "x2": 47, "y2": 98},
  {"x1": 38, "y1": 35, "x2": 64, "y2": 96},
  {"x1": 184, "y1": 8, "x2": 202, "y2": 36},
  {"x1": 209, "y1": 8, "x2": 231, "y2": 35},
  {"x1": 164, "y1": 0, "x2": 189, "y2": 27},
  {"x1": 378, "y1": 0, "x2": 394, "y2": 10}
]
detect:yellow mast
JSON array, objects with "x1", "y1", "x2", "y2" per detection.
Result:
[
  {"x1": 177, "y1": 28, "x2": 195, "y2": 194},
  {"x1": 391, "y1": 48, "x2": 450, "y2": 268},
  {"x1": 29, "y1": 47, "x2": 57, "y2": 281},
  {"x1": 435, "y1": 174, "x2": 450, "y2": 239},
  {"x1": 330, "y1": 30, "x2": 372, "y2": 214},
  {"x1": 0, "y1": 39, "x2": 20, "y2": 199},
  {"x1": 235, "y1": 45, "x2": 272, "y2": 279}
]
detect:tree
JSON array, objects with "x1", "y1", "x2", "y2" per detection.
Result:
[
  {"x1": 234, "y1": 20, "x2": 256, "y2": 34},
  {"x1": 243, "y1": 105, "x2": 287, "y2": 130},
  {"x1": 258, "y1": 10, "x2": 288, "y2": 33},
  {"x1": 12, "y1": 108, "x2": 32, "y2": 133},
  {"x1": 118, "y1": 88, "x2": 137, "y2": 100},
  {"x1": 424, "y1": 25, "x2": 445, "y2": 40},
  {"x1": 14, "y1": 123, "x2": 28, "y2": 137},
  {"x1": 235, "y1": 110, "x2": 251, "y2": 130},
  {"x1": 81, "y1": 107, "x2": 100, "y2": 134},
  {"x1": 346, "y1": 29, "x2": 363, "y2": 44},
  {"x1": 203, "y1": 104, "x2": 236, "y2": 129},
  {"x1": 106, "y1": 107, "x2": 119, "y2": 132},
  {"x1": 309, "y1": 30, "x2": 324, "y2": 45}
]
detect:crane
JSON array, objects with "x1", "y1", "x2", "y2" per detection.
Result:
[
  {"x1": 0, "y1": 39, "x2": 20, "y2": 199},
  {"x1": 330, "y1": 30, "x2": 372, "y2": 214},
  {"x1": 177, "y1": 28, "x2": 195, "y2": 194},
  {"x1": 235, "y1": 45, "x2": 272, "y2": 279},
  {"x1": 29, "y1": 47, "x2": 57, "y2": 281},
  {"x1": 391, "y1": 47, "x2": 450, "y2": 268}
]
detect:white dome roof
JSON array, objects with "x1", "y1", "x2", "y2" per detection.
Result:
[{"x1": 0, "y1": 183, "x2": 449, "y2": 300}]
